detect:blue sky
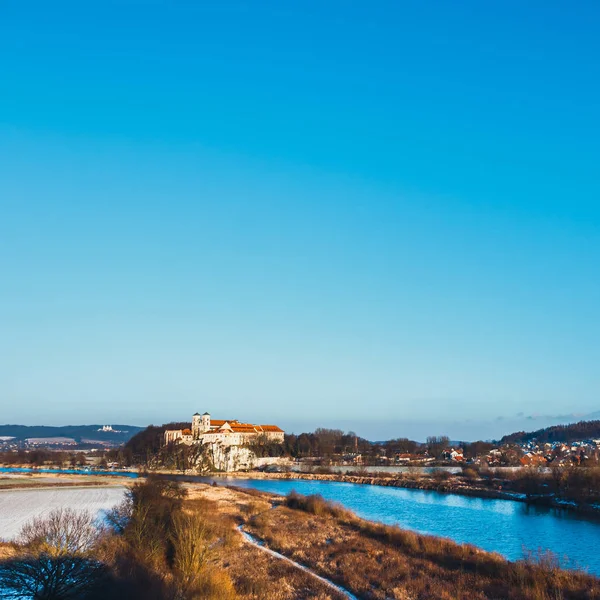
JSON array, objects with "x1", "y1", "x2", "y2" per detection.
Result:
[{"x1": 1, "y1": 1, "x2": 599, "y2": 440}]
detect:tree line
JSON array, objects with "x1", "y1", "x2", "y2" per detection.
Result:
[
  {"x1": 0, "y1": 449, "x2": 88, "y2": 468},
  {"x1": 501, "y1": 420, "x2": 600, "y2": 445},
  {"x1": 110, "y1": 424, "x2": 502, "y2": 467}
]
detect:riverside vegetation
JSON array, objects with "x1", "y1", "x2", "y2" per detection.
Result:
[
  {"x1": 0, "y1": 477, "x2": 346, "y2": 600},
  {"x1": 1, "y1": 477, "x2": 600, "y2": 599},
  {"x1": 249, "y1": 464, "x2": 600, "y2": 512},
  {"x1": 105, "y1": 422, "x2": 600, "y2": 513}
]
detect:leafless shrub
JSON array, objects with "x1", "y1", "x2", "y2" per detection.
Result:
[
  {"x1": 432, "y1": 469, "x2": 452, "y2": 482},
  {"x1": 123, "y1": 503, "x2": 165, "y2": 565},
  {"x1": 0, "y1": 509, "x2": 108, "y2": 599},
  {"x1": 19, "y1": 508, "x2": 101, "y2": 557},
  {"x1": 461, "y1": 467, "x2": 479, "y2": 480},
  {"x1": 0, "y1": 554, "x2": 108, "y2": 600},
  {"x1": 104, "y1": 496, "x2": 133, "y2": 534},
  {"x1": 171, "y1": 512, "x2": 214, "y2": 596}
]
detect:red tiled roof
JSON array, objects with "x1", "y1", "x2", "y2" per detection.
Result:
[
  {"x1": 258, "y1": 425, "x2": 284, "y2": 433},
  {"x1": 209, "y1": 419, "x2": 238, "y2": 427},
  {"x1": 198, "y1": 418, "x2": 284, "y2": 435},
  {"x1": 230, "y1": 425, "x2": 259, "y2": 433}
]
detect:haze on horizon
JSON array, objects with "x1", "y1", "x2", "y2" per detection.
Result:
[{"x1": 1, "y1": 2, "x2": 599, "y2": 442}]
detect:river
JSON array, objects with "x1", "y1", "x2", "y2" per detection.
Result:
[
  {"x1": 216, "y1": 476, "x2": 600, "y2": 574},
  {"x1": 2, "y1": 467, "x2": 600, "y2": 574}
]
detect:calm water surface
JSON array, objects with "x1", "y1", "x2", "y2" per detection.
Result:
[
  {"x1": 0, "y1": 466, "x2": 139, "y2": 478},
  {"x1": 219, "y1": 477, "x2": 600, "y2": 574}
]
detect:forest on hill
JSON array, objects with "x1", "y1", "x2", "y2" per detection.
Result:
[{"x1": 500, "y1": 420, "x2": 600, "y2": 444}]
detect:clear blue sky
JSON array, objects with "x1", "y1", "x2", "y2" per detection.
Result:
[{"x1": 1, "y1": 1, "x2": 599, "y2": 440}]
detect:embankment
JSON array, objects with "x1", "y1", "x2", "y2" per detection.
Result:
[{"x1": 213, "y1": 470, "x2": 600, "y2": 516}]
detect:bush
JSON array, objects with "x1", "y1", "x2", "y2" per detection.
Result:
[
  {"x1": 462, "y1": 467, "x2": 479, "y2": 480},
  {"x1": 194, "y1": 568, "x2": 238, "y2": 600},
  {"x1": 171, "y1": 513, "x2": 214, "y2": 597},
  {"x1": 285, "y1": 491, "x2": 351, "y2": 520},
  {"x1": 0, "y1": 555, "x2": 108, "y2": 600},
  {"x1": 1, "y1": 509, "x2": 107, "y2": 600},
  {"x1": 19, "y1": 508, "x2": 101, "y2": 557},
  {"x1": 432, "y1": 469, "x2": 452, "y2": 482}
]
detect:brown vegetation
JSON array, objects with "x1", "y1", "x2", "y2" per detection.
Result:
[
  {"x1": 505, "y1": 466, "x2": 600, "y2": 505},
  {"x1": 0, "y1": 477, "x2": 116, "y2": 490},
  {"x1": 241, "y1": 491, "x2": 600, "y2": 600},
  {"x1": 3, "y1": 478, "x2": 599, "y2": 599},
  {"x1": 0, "y1": 478, "x2": 345, "y2": 599},
  {"x1": 224, "y1": 464, "x2": 600, "y2": 512}
]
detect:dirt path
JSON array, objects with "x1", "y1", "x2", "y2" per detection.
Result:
[{"x1": 237, "y1": 524, "x2": 359, "y2": 600}]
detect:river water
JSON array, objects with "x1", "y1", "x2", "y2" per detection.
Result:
[
  {"x1": 217, "y1": 477, "x2": 600, "y2": 575},
  {"x1": 2, "y1": 467, "x2": 600, "y2": 574}
]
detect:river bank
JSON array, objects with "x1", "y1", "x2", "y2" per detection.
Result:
[
  {"x1": 3, "y1": 463, "x2": 600, "y2": 518},
  {"x1": 2, "y1": 469, "x2": 600, "y2": 575},
  {"x1": 11, "y1": 476, "x2": 592, "y2": 600},
  {"x1": 208, "y1": 469, "x2": 600, "y2": 517},
  {"x1": 219, "y1": 483, "x2": 600, "y2": 599}
]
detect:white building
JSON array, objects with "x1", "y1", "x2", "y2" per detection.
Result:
[{"x1": 164, "y1": 412, "x2": 285, "y2": 447}]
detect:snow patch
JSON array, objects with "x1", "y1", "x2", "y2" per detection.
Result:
[{"x1": 0, "y1": 486, "x2": 126, "y2": 541}]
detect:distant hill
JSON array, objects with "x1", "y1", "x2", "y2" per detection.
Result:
[
  {"x1": 0, "y1": 424, "x2": 144, "y2": 444},
  {"x1": 500, "y1": 419, "x2": 600, "y2": 445}
]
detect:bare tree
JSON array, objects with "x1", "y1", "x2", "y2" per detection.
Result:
[
  {"x1": 426, "y1": 435, "x2": 450, "y2": 459},
  {"x1": 19, "y1": 508, "x2": 100, "y2": 557},
  {"x1": 0, "y1": 509, "x2": 106, "y2": 599},
  {"x1": 0, "y1": 555, "x2": 106, "y2": 600},
  {"x1": 104, "y1": 496, "x2": 133, "y2": 535},
  {"x1": 124, "y1": 503, "x2": 165, "y2": 564}
]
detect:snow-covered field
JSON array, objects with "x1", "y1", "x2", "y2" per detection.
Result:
[{"x1": 0, "y1": 486, "x2": 126, "y2": 541}]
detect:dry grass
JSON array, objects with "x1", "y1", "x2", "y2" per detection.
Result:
[
  {"x1": 243, "y1": 491, "x2": 600, "y2": 600},
  {"x1": 5, "y1": 480, "x2": 597, "y2": 600},
  {"x1": 0, "y1": 542, "x2": 17, "y2": 560},
  {"x1": 0, "y1": 478, "x2": 116, "y2": 490},
  {"x1": 218, "y1": 535, "x2": 345, "y2": 600},
  {"x1": 182, "y1": 486, "x2": 345, "y2": 599}
]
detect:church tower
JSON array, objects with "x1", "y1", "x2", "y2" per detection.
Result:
[
  {"x1": 192, "y1": 413, "x2": 202, "y2": 439},
  {"x1": 201, "y1": 412, "x2": 211, "y2": 432}
]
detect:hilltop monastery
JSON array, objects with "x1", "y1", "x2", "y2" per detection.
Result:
[{"x1": 164, "y1": 412, "x2": 285, "y2": 447}]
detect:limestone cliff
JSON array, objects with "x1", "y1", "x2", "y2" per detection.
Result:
[{"x1": 203, "y1": 443, "x2": 258, "y2": 472}]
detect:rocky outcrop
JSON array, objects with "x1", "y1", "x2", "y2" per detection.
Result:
[
  {"x1": 200, "y1": 445, "x2": 291, "y2": 472},
  {"x1": 202, "y1": 443, "x2": 258, "y2": 472},
  {"x1": 151, "y1": 442, "x2": 292, "y2": 474}
]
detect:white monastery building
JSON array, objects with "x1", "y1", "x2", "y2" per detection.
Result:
[{"x1": 164, "y1": 412, "x2": 285, "y2": 447}]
